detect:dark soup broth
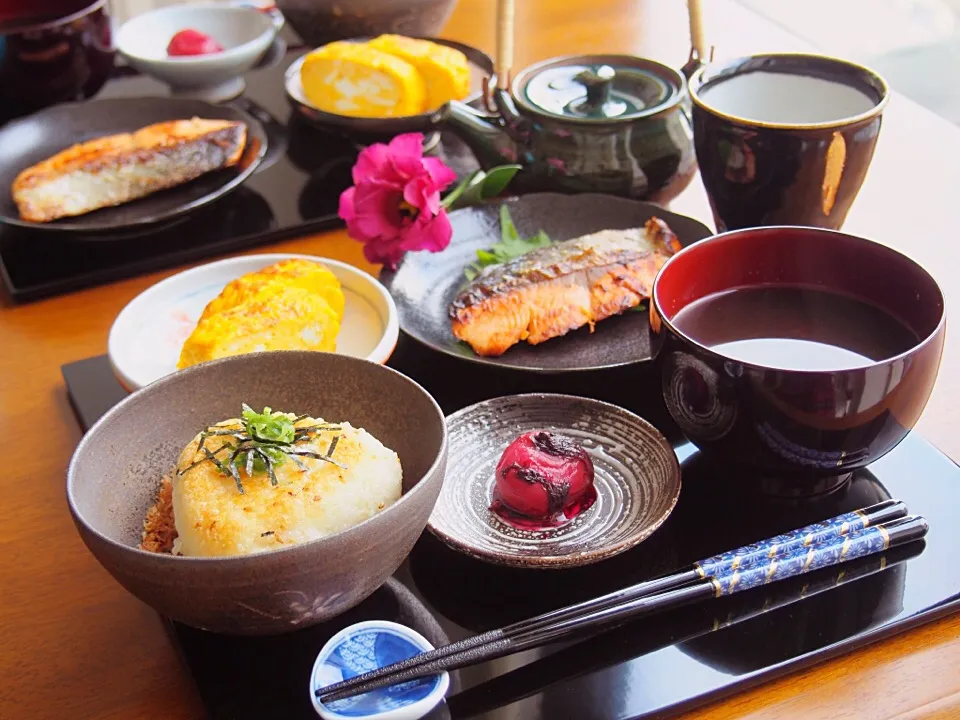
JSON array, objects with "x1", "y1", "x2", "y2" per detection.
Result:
[{"x1": 671, "y1": 286, "x2": 919, "y2": 371}]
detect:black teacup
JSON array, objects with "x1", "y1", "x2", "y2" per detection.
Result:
[{"x1": 688, "y1": 53, "x2": 889, "y2": 232}]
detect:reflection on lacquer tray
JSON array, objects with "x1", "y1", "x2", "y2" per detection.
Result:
[
  {"x1": 677, "y1": 553, "x2": 908, "y2": 673},
  {"x1": 169, "y1": 578, "x2": 455, "y2": 720},
  {"x1": 675, "y1": 450, "x2": 895, "y2": 557},
  {"x1": 443, "y1": 542, "x2": 919, "y2": 720},
  {"x1": 0, "y1": 186, "x2": 276, "y2": 301},
  {"x1": 3, "y1": 184, "x2": 275, "y2": 246},
  {"x1": 409, "y1": 516, "x2": 682, "y2": 634},
  {"x1": 387, "y1": 335, "x2": 687, "y2": 443},
  {"x1": 286, "y1": 113, "x2": 359, "y2": 174},
  {"x1": 299, "y1": 159, "x2": 359, "y2": 222},
  {"x1": 672, "y1": 455, "x2": 907, "y2": 673}
]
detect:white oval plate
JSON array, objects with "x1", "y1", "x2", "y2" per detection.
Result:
[{"x1": 108, "y1": 253, "x2": 399, "y2": 392}]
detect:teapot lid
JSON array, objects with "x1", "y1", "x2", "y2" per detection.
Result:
[{"x1": 513, "y1": 54, "x2": 686, "y2": 123}]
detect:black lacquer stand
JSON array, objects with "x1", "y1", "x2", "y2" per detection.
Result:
[
  {"x1": 63, "y1": 332, "x2": 960, "y2": 720},
  {"x1": 1, "y1": 51, "x2": 480, "y2": 302}
]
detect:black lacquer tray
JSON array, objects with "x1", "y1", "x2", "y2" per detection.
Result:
[
  {"x1": 0, "y1": 51, "x2": 479, "y2": 302},
  {"x1": 63, "y1": 335, "x2": 960, "y2": 720}
]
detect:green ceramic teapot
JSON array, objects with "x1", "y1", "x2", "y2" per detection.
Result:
[{"x1": 440, "y1": 53, "x2": 698, "y2": 203}]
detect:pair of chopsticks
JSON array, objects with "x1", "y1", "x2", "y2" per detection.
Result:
[
  {"x1": 316, "y1": 499, "x2": 926, "y2": 703},
  {"x1": 445, "y1": 540, "x2": 924, "y2": 717}
]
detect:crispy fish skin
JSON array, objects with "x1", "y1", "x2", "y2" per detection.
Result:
[
  {"x1": 12, "y1": 117, "x2": 247, "y2": 223},
  {"x1": 449, "y1": 218, "x2": 682, "y2": 357}
]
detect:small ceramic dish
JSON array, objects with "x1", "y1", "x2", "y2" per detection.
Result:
[
  {"x1": 380, "y1": 193, "x2": 713, "y2": 374},
  {"x1": 116, "y1": 3, "x2": 283, "y2": 102},
  {"x1": 310, "y1": 620, "x2": 449, "y2": 720},
  {"x1": 108, "y1": 253, "x2": 400, "y2": 392},
  {"x1": 428, "y1": 394, "x2": 682, "y2": 569},
  {"x1": 284, "y1": 37, "x2": 492, "y2": 138}
]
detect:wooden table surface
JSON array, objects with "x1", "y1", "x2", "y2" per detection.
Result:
[{"x1": 3, "y1": 1, "x2": 960, "y2": 718}]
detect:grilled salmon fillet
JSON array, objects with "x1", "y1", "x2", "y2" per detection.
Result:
[
  {"x1": 12, "y1": 117, "x2": 247, "y2": 223},
  {"x1": 449, "y1": 217, "x2": 683, "y2": 357}
]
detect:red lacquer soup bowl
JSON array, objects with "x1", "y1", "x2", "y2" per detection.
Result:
[{"x1": 649, "y1": 226, "x2": 945, "y2": 483}]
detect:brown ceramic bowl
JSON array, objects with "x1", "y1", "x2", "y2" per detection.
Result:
[
  {"x1": 0, "y1": 0, "x2": 115, "y2": 124},
  {"x1": 649, "y1": 227, "x2": 945, "y2": 491},
  {"x1": 67, "y1": 351, "x2": 447, "y2": 635},
  {"x1": 277, "y1": 0, "x2": 458, "y2": 47}
]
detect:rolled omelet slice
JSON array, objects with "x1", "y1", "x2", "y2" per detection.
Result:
[
  {"x1": 300, "y1": 41, "x2": 426, "y2": 117},
  {"x1": 367, "y1": 35, "x2": 471, "y2": 110},
  {"x1": 177, "y1": 286, "x2": 341, "y2": 369},
  {"x1": 172, "y1": 418, "x2": 402, "y2": 557},
  {"x1": 198, "y1": 258, "x2": 346, "y2": 323}
]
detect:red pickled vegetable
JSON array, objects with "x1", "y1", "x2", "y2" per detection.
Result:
[
  {"x1": 490, "y1": 430, "x2": 597, "y2": 529},
  {"x1": 167, "y1": 29, "x2": 224, "y2": 57}
]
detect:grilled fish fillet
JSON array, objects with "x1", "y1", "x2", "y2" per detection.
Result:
[
  {"x1": 12, "y1": 117, "x2": 247, "y2": 223},
  {"x1": 449, "y1": 217, "x2": 683, "y2": 357}
]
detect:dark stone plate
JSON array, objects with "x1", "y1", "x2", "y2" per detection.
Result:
[
  {"x1": 379, "y1": 193, "x2": 714, "y2": 374},
  {"x1": 0, "y1": 97, "x2": 268, "y2": 235}
]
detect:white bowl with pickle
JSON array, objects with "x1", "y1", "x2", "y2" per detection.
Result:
[{"x1": 108, "y1": 254, "x2": 400, "y2": 392}]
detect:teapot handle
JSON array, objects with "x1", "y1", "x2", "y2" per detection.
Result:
[
  {"x1": 680, "y1": 46, "x2": 713, "y2": 81},
  {"x1": 684, "y1": 0, "x2": 712, "y2": 79}
]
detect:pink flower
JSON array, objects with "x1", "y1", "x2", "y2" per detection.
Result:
[{"x1": 338, "y1": 133, "x2": 458, "y2": 268}]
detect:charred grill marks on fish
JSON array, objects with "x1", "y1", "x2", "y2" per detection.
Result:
[{"x1": 449, "y1": 217, "x2": 682, "y2": 357}]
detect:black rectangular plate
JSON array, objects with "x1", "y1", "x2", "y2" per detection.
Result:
[{"x1": 62, "y1": 338, "x2": 960, "y2": 720}]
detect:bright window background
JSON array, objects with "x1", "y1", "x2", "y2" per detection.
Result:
[
  {"x1": 737, "y1": 0, "x2": 960, "y2": 125},
  {"x1": 110, "y1": 0, "x2": 960, "y2": 126}
]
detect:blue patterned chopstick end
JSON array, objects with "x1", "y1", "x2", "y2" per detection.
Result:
[
  {"x1": 695, "y1": 508, "x2": 874, "y2": 578},
  {"x1": 710, "y1": 523, "x2": 890, "y2": 596}
]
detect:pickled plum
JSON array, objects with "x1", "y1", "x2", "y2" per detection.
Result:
[
  {"x1": 490, "y1": 430, "x2": 597, "y2": 529},
  {"x1": 167, "y1": 29, "x2": 224, "y2": 57}
]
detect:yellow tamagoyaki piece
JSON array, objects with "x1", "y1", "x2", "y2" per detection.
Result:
[
  {"x1": 177, "y1": 259, "x2": 345, "y2": 370},
  {"x1": 299, "y1": 41, "x2": 427, "y2": 118},
  {"x1": 178, "y1": 286, "x2": 342, "y2": 370},
  {"x1": 198, "y1": 259, "x2": 345, "y2": 323},
  {"x1": 366, "y1": 35, "x2": 471, "y2": 111}
]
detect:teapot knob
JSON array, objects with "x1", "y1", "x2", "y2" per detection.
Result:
[{"x1": 574, "y1": 65, "x2": 616, "y2": 110}]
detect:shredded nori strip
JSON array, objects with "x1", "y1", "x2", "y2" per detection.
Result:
[
  {"x1": 227, "y1": 452, "x2": 244, "y2": 494},
  {"x1": 176, "y1": 406, "x2": 346, "y2": 493}
]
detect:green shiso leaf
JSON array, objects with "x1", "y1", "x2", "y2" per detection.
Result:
[{"x1": 463, "y1": 206, "x2": 553, "y2": 280}]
